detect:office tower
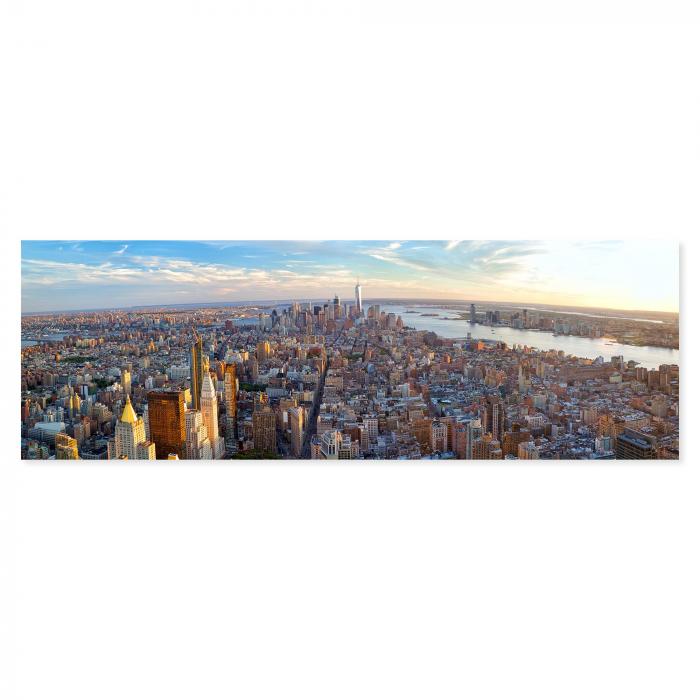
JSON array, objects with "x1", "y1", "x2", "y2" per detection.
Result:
[
  {"x1": 472, "y1": 435, "x2": 503, "y2": 460},
  {"x1": 466, "y1": 419, "x2": 482, "y2": 459},
  {"x1": 430, "y1": 420, "x2": 448, "y2": 453},
  {"x1": 256, "y1": 340, "x2": 271, "y2": 361},
  {"x1": 185, "y1": 409, "x2": 212, "y2": 460},
  {"x1": 333, "y1": 294, "x2": 341, "y2": 320},
  {"x1": 615, "y1": 428, "x2": 657, "y2": 459},
  {"x1": 518, "y1": 442, "x2": 539, "y2": 459},
  {"x1": 121, "y1": 368, "x2": 131, "y2": 396},
  {"x1": 55, "y1": 432, "x2": 79, "y2": 459},
  {"x1": 518, "y1": 364, "x2": 531, "y2": 393},
  {"x1": 201, "y1": 372, "x2": 225, "y2": 459},
  {"x1": 253, "y1": 405, "x2": 277, "y2": 455},
  {"x1": 470, "y1": 303, "x2": 476, "y2": 324},
  {"x1": 289, "y1": 406, "x2": 304, "y2": 457},
  {"x1": 355, "y1": 279, "x2": 363, "y2": 315},
  {"x1": 147, "y1": 390, "x2": 186, "y2": 459},
  {"x1": 481, "y1": 396, "x2": 506, "y2": 442},
  {"x1": 115, "y1": 395, "x2": 155, "y2": 460},
  {"x1": 190, "y1": 332, "x2": 204, "y2": 410},
  {"x1": 503, "y1": 423, "x2": 532, "y2": 457},
  {"x1": 67, "y1": 389, "x2": 81, "y2": 419},
  {"x1": 224, "y1": 362, "x2": 237, "y2": 443}
]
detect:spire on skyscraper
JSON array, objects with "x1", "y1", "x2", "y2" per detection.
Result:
[
  {"x1": 355, "y1": 278, "x2": 363, "y2": 314},
  {"x1": 120, "y1": 394, "x2": 137, "y2": 424}
]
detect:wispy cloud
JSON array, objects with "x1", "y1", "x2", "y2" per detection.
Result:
[{"x1": 20, "y1": 239, "x2": 679, "y2": 313}]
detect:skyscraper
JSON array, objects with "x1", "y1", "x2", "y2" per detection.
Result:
[
  {"x1": 121, "y1": 368, "x2": 131, "y2": 396},
  {"x1": 481, "y1": 396, "x2": 506, "y2": 442},
  {"x1": 256, "y1": 340, "x2": 271, "y2": 361},
  {"x1": 466, "y1": 419, "x2": 482, "y2": 459},
  {"x1": 355, "y1": 279, "x2": 363, "y2": 315},
  {"x1": 615, "y1": 428, "x2": 657, "y2": 459},
  {"x1": 147, "y1": 390, "x2": 186, "y2": 459},
  {"x1": 223, "y1": 362, "x2": 237, "y2": 444},
  {"x1": 289, "y1": 406, "x2": 304, "y2": 457},
  {"x1": 201, "y1": 372, "x2": 225, "y2": 459},
  {"x1": 115, "y1": 395, "x2": 155, "y2": 460},
  {"x1": 68, "y1": 389, "x2": 81, "y2": 418},
  {"x1": 253, "y1": 405, "x2": 277, "y2": 455},
  {"x1": 470, "y1": 304, "x2": 477, "y2": 324},
  {"x1": 190, "y1": 332, "x2": 204, "y2": 411},
  {"x1": 185, "y1": 409, "x2": 212, "y2": 460},
  {"x1": 333, "y1": 294, "x2": 341, "y2": 320}
]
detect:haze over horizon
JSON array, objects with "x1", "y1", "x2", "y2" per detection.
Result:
[{"x1": 21, "y1": 240, "x2": 679, "y2": 314}]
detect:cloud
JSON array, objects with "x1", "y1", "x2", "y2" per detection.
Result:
[
  {"x1": 20, "y1": 239, "x2": 678, "y2": 313},
  {"x1": 365, "y1": 243, "x2": 437, "y2": 273}
]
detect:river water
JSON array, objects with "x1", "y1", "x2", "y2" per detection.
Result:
[{"x1": 381, "y1": 304, "x2": 679, "y2": 370}]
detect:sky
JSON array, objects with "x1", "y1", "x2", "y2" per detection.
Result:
[{"x1": 21, "y1": 240, "x2": 679, "y2": 313}]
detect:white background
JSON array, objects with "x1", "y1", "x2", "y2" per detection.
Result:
[{"x1": 1, "y1": 3, "x2": 698, "y2": 699}]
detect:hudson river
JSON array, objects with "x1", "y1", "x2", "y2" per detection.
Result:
[{"x1": 381, "y1": 305, "x2": 679, "y2": 370}]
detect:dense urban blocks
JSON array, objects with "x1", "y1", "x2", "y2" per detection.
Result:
[{"x1": 21, "y1": 294, "x2": 678, "y2": 460}]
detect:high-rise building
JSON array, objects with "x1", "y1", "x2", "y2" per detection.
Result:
[
  {"x1": 121, "y1": 368, "x2": 131, "y2": 396},
  {"x1": 68, "y1": 389, "x2": 81, "y2": 418},
  {"x1": 466, "y1": 419, "x2": 482, "y2": 459},
  {"x1": 55, "y1": 432, "x2": 79, "y2": 459},
  {"x1": 355, "y1": 279, "x2": 363, "y2": 315},
  {"x1": 201, "y1": 372, "x2": 225, "y2": 459},
  {"x1": 615, "y1": 429, "x2": 656, "y2": 459},
  {"x1": 190, "y1": 332, "x2": 204, "y2": 411},
  {"x1": 289, "y1": 406, "x2": 304, "y2": 457},
  {"x1": 115, "y1": 395, "x2": 155, "y2": 460},
  {"x1": 470, "y1": 303, "x2": 476, "y2": 324},
  {"x1": 147, "y1": 390, "x2": 186, "y2": 459},
  {"x1": 256, "y1": 341, "x2": 271, "y2": 361},
  {"x1": 333, "y1": 294, "x2": 342, "y2": 320},
  {"x1": 518, "y1": 441, "x2": 539, "y2": 459},
  {"x1": 430, "y1": 420, "x2": 448, "y2": 453},
  {"x1": 253, "y1": 406, "x2": 277, "y2": 455},
  {"x1": 481, "y1": 396, "x2": 506, "y2": 442},
  {"x1": 224, "y1": 362, "x2": 237, "y2": 444},
  {"x1": 185, "y1": 409, "x2": 212, "y2": 460},
  {"x1": 472, "y1": 434, "x2": 503, "y2": 460},
  {"x1": 503, "y1": 423, "x2": 532, "y2": 457}
]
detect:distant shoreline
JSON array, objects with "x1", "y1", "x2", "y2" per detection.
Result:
[{"x1": 21, "y1": 297, "x2": 679, "y2": 318}]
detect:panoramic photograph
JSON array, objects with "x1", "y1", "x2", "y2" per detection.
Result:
[{"x1": 21, "y1": 240, "x2": 679, "y2": 460}]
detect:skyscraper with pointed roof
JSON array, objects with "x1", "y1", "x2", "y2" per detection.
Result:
[
  {"x1": 115, "y1": 395, "x2": 155, "y2": 460},
  {"x1": 201, "y1": 372, "x2": 225, "y2": 459}
]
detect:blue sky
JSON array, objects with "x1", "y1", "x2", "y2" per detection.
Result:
[{"x1": 21, "y1": 240, "x2": 679, "y2": 313}]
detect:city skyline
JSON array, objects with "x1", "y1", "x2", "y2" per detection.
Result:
[
  {"x1": 21, "y1": 240, "x2": 679, "y2": 314},
  {"x1": 22, "y1": 290, "x2": 679, "y2": 461}
]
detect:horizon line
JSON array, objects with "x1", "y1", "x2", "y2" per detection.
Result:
[{"x1": 21, "y1": 295, "x2": 680, "y2": 317}]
